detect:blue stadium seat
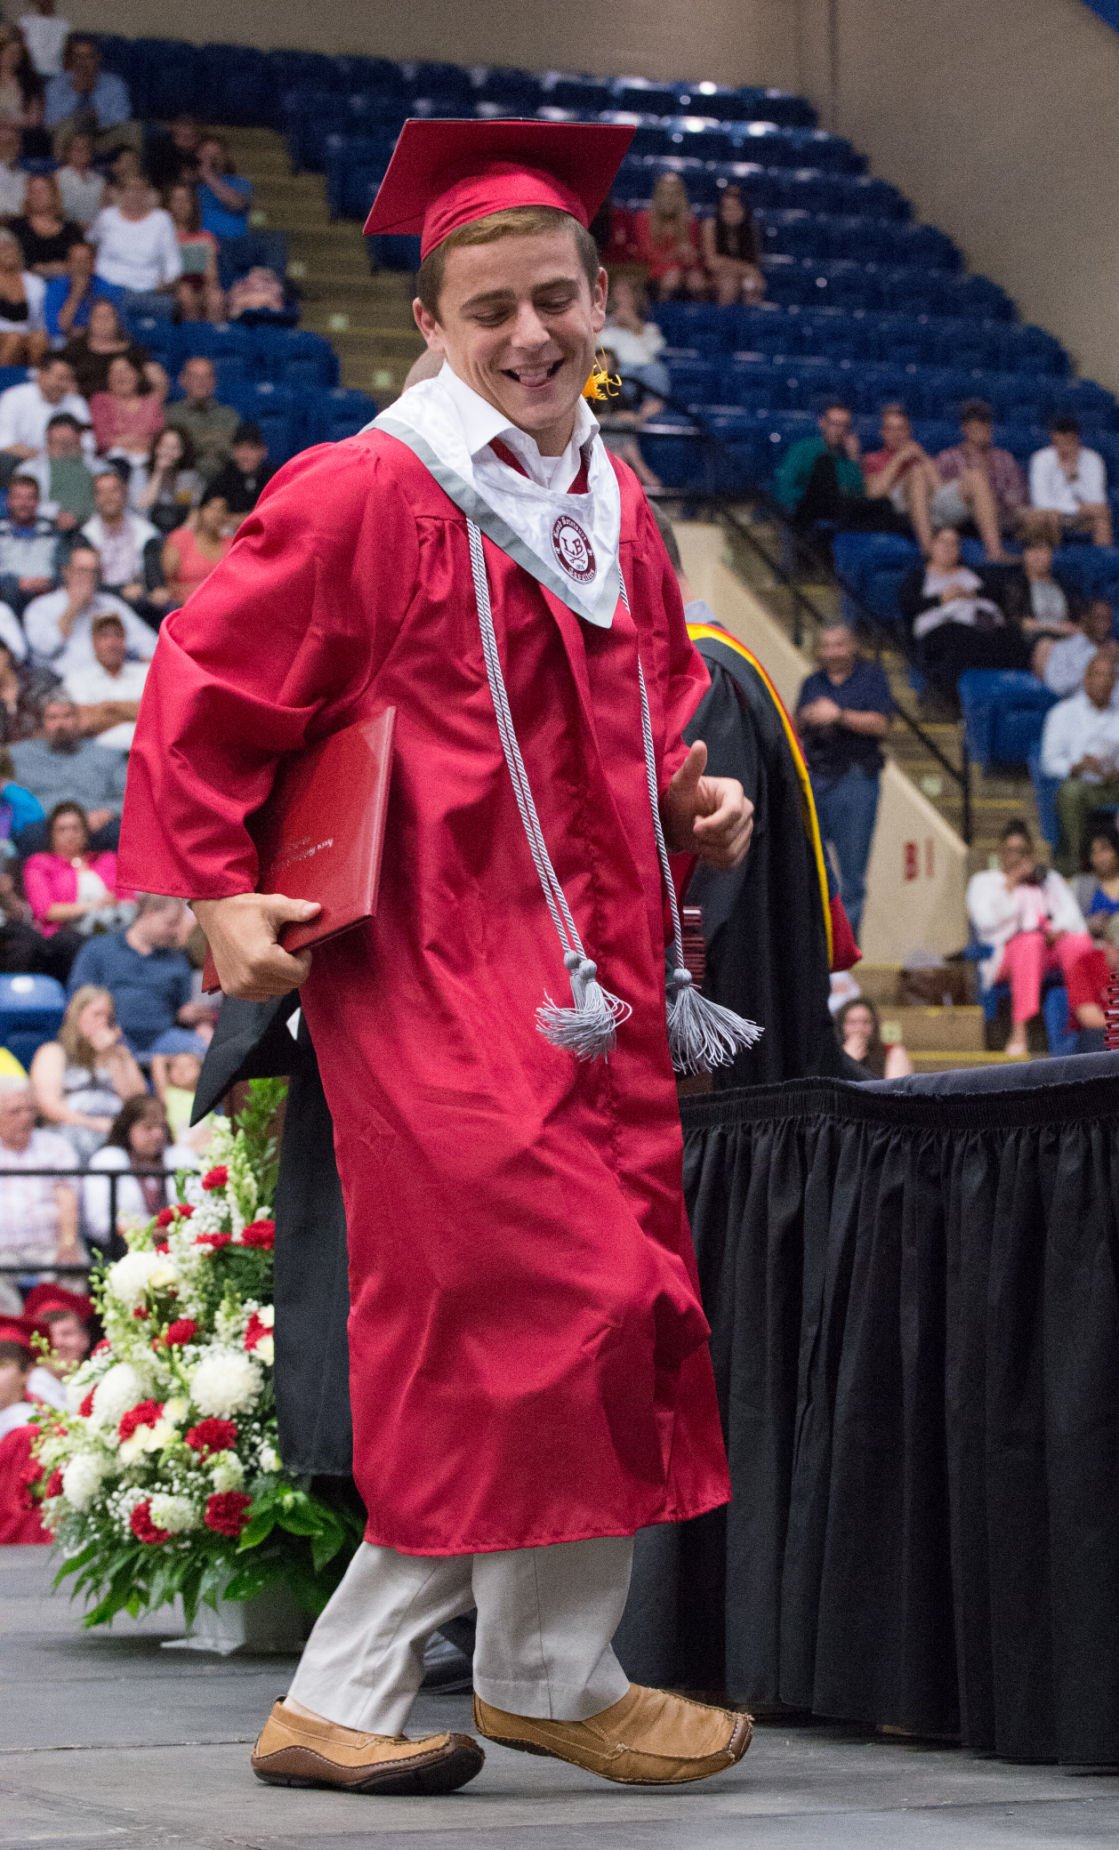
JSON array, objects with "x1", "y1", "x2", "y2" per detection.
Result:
[
  {"x1": 217, "y1": 233, "x2": 289, "y2": 292},
  {"x1": 0, "y1": 973, "x2": 65, "y2": 1069},
  {"x1": 245, "y1": 327, "x2": 339, "y2": 387},
  {"x1": 958, "y1": 671, "x2": 1058, "y2": 773},
  {"x1": 314, "y1": 387, "x2": 379, "y2": 446}
]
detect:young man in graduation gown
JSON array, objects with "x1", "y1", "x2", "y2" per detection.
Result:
[{"x1": 119, "y1": 119, "x2": 757, "y2": 1797}]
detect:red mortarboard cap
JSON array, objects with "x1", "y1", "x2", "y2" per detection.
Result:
[
  {"x1": 22, "y1": 1283, "x2": 93, "y2": 1325},
  {"x1": 0, "y1": 1314, "x2": 48, "y2": 1353},
  {"x1": 364, "y1": 118, "x2": 634, "y2": 260}
]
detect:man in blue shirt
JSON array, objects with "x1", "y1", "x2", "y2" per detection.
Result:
[
  {"x1": 67, "y1": 894, "x2": 209, "y2": 1055},
  {"x1": 196, "y1": 135, "x2": 253, "y2": 242},
  {"x1": 44, "y1": 37, "x2": 135, "y2": 155},
  {"x1": 796, "y1": 622, "x2": 893, "y2": 942}
]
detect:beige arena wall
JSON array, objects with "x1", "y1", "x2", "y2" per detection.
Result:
[
  {"x1": 677, "y1": 524, "x2": 967, "y2": 965},
  {"x1": 65, "y1": 0, "x2": 797, "y2": 88},
  {"x1": 792, "y1": 0, "x2": 1119, "y2": 395}
]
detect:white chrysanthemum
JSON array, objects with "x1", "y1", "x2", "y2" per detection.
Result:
[
  {"x1": 148, "y1": 1492, "x2": 198, "y2": 1534},
  {"x1": 210, "y1": 1450, "x2": 244, "y2": 1492},
  {"x1": 189, "y1": 1350, "x2": 263, "y2": 1418},
  {"x1": 89, "y1": 1362, "x2": 146, "y2": 1431},
  {"x1": 148, "y1": 1259, "x2": 181, "y2": 1291},
  {"x1": 257, "y1": 1440, "x2": 282, "y2": 1473},
  {"x1": 118, "y1": 1418, "x2": 176, "y2": 1466},
  {"x1": 61, "y1": 1452, "x2": 110, "y2": 1512},
  {"x1": 105, "y1": 1250, "x2": 163, "y2": 1309}
]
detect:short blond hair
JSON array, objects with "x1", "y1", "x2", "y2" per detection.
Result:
[
  {"x1": 415, "y1": 205, "x2": 599, "y2": 317},
  {"x1": 60, "y1": 986, "x2": 117, "y2": 1073}
]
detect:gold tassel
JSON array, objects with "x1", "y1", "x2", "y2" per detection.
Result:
[{"x1": 582, "y1": 351, "x2": 622, "y2": 402}]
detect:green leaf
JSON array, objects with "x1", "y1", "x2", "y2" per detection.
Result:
[
  {"x1": 274, "y1": 1505, "x2": 321, "y2": 1537},
  {"x1": 237, "y1": 1511, "x2": 276, "y2": 1551},
  {"x1": 223, "y1": 1556, "x2": 280, "y2": 1602}
]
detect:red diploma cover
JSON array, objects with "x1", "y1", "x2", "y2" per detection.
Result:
[{"x1": 200, "y1": 709, "x2": 396, "y2": 994}]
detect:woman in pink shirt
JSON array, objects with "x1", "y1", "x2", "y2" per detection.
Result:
[
  {"x1": 89, "y1": 352, "x2": 165, "y2": 478},
  {"x1": 23, "y1": 802, "x2": 130, "y2": 978},
  {"x1": 161, "y1": 487, "x2": 232, "y2": 605}
]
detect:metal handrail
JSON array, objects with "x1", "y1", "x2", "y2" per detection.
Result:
[{"x1": 615, "y1": 400, "x2": 974, "y2": 842}]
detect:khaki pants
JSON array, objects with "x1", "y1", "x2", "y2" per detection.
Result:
[
  {"x1": 287, "y1": 1534, "x2": 634, "y2": 1735},
  {"x1": 1055, "y1": 777, "x2": 1119, "y2": 873}
]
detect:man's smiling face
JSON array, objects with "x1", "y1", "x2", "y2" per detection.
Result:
[{"x1": 414, "y1": 226, "x2": 606, "y2": 457}]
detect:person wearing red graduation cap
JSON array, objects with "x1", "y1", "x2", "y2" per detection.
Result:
[
  {"x1": 118, "y1": 118, "x2": 758, "y2": 1796},
  {"x1": 0, "y1": 1315, "x2": 50, "y2": 1543},
  {"x1": 22, "y1": 1282, "x2": 92, "y2": 1408}
]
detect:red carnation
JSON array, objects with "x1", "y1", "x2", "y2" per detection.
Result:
[
  {"x1": 204, "y1": 1490, "x2": 252, "y2": 1537},
  {"x1": 132, "y1": 1305, "x2": 149, "y2": 1319},
  {"x1": 44, "y1": 1468, "x2": 63, "y2": 1499},
  {"x1": 240, "y1": 1219, "x2": 275, "y2": 1250},
  {"x1": 244, "y1": 1310, "x2": 271, "y2": 1353},
  {"x1": 202, "y1": 1166, "x2": 228, "y2": 1191},
  {"x1": 154, "y1": 1241, "x2": 169, "y2": 1255},
  {"x1": 179, "y1": 1204, "x2": 194, "y2": 1219},
  {"x1": 163, "y1": 1318, "x2": 198, "y2": 1348},
  {"x1": 194, "y1": 1231, "x2": 232, "y2": 1250},
  {"x1": 118, "y1": 1400, "x2": 164, "y2": 1443},
  {"x1": 155, "y1": 1207, "x2": 176, "y2": 1228},
  {"x1": 78, "y1": 1390, "x2": 95, "y2": 1418},
  {"x1": 131, "y1": 1498, "x2": 170, "y2": 1545},
  {"x1": 185, "y1": 1418, "x2": 238, "y2": 1457}
]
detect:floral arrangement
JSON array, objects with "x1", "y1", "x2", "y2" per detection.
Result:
[{"x1": 29, "y1": 1080, "x2": 363, "y2": 1629}]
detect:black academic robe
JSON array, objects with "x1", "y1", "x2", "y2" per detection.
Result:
[{"x1": 683, "y1": 611, "x2": 847, "y2": 1085}]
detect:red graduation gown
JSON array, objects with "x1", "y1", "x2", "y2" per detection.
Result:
[{"x1": 120, "y1": 430, "x2": 731, "y2": 1554}]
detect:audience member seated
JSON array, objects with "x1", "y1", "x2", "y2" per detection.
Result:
[
  {"x1": 0, "y1": 741, "x2": 42, "y2": 837},
  {"x1": 30, "y1": 981, "x2": 145, "y2": 1161},
  {"x1": 23, "y1": 798, "x2": 131, "y2": 972},
  {"x1": 0, "y1": 1315, "x2": 52, "y2": 1542},
  {"x1": 18, "y1": 4, "x2": 71, "y2": 81},
  {"x1": 601, "y1": 277, "x2": 670, "y2": 400},
  {"x1": 62, "y1": 297, "x2": 164, "y2": 400},
  {"x1": 79, "y1": 471, "x2": 168, "y2": 622},
  {"x1": 635, "y1": 173, "x2": 707, "y2": 301},
  {"x1": 835, "y1": 996, "x2": 913, "y2": 1078},
  {"x1": 63, "y1": 609, "x2": 146, "y2": 750},
  {"x1": 0, "y1": 353, "x2": 91, "y2": 477},
  {"x1": 0, "y1": 849, "x2": 70, "y2": 977},
  {"x1": 23, "y1": 543, "x2": 155, "y2": 673},
  {"x1": 21, "y1": 411, "x2": 97, "y2": 530},
  {"x1": 153, "y1": 1040, "x2": 212, "y2": 1154},
  {"x1": 43, "y1": 235, "x2": 100, "y2": 339},
  {"x1": 22, "y1": 1282, "x2": 92, "y2": 1407},
  {"x1": 934, "y1": 399, "x2": 1026, "y2": 562},
  {"x1": 226, "y1": 264, "x2": 287, "y2": 323},
  {"x1": 1073, "y1": 822, "x2": 1119, "y2": 953},
  {"x1": 1042, "y1": 597, "x2": 1118, "y2": 698},
  {"x1": 1028, "y1": 414, "x2": 1112, "y2": 549},
  {"x1": 0, "y1": 1074, "x2": 79, "y2": 1270},
  {"x1": 207, "y1": 423, "x2": 271, "y2": 524},
  {"x1": 161, "y1": 486, "x2": 232, "y2": 603},
  {"x1": 796, "y1": 620, "x2": 892, "y2": 942},
  {"x1": 861, "y1": 402, "x2": 943, "y2": 555},
  {"x1": 165, "y1": 356, "x2": 239, "y2": 484},
  {"x1": 0, "y1": 24, "x2": 46, "y2": 156},
  {"x1": 967, "y1": 817, "x2": 1108, "y2": 1057},
  {"x1": 103, "y1": 144, "x2": 143, "y2": 205},
  {"x1": 997, "y1": 536, "x2": 1079, "y2": 678},
  {"x1": 165, "y1": 179, "x2": 223, "y2": 324},
  {"x1": 133, "y1": 425, "x2": 199, "y2": 536},
  {"x1": 10, "y1": 693, "x2": 126, "y2": 849},
  {"x1": 10, "y1": 172, "x2": 81, "y2": 279},
  {"x1": 1040, "y1": 652, "x2": 1119, "y2": 874},
  {"x1": 145, "y1": 112, "x2": 202, "y2": 191},
  {"x1": 88, "y1": 174, "x2": 181, "y2": 316},
  {"x1": 775, "y1": 400, "x2": 907, "y2": 540},
  {"x1": 700, "y1": 181, "x2": 765, "y2": 305},
  {"x1": 0, "y1": 227, "x2": 47, "y2": 367},
  {"x1": 195, "y1": 133, "x2": 252, "y2": 241},
  {"x1": 68, "y1": 893, "x2": 207, "y2": 1059},
  {"x1": 88, "y1": 351, "x2": 165, "y2": 480},
  {"x1": 54, "y1": 128, "x2": 103, "y2": 227},
  {"x1": 898, "y1": 526, "x2": 1029, "y2": 701},
  {"x1": 44, "y1": 33, "x2": 134, "y2": 157},
  {"x1": 83, "y1": 1093, "x2": 197, "y2": 1252},
  {"x1": 0, "y1": 473, "x2": 60, "y2": 613},
  {"x1": 0, "y1": 119, "x2": 25, "y2": 217},
  {"x1": 0, "y1": 638, "x2": 59, "y2": 743}
]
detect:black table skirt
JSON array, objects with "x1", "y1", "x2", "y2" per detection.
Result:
[{"x1": 616, "y1": 1055, "x2": 1119, "y2": 1766}]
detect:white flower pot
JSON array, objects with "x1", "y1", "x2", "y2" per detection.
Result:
[{"x1": 162, "y1": 1580, "x2": 309, "y2": 1656}]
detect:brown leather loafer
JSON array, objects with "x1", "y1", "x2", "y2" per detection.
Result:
[
  {"x1": 251, "y1": 1698, "x2": 484, "y2": 1795},
  {"x1": 473, "y1": 1683, "x2": 752, "y2": 1785}
]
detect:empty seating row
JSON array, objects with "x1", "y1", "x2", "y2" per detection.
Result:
[
  {"x1": 93, "y1": 36, "x2": 816, "y2": 133},
  {"x1": 128, "y1": 321, "x2": 340, "y2": 389},
  {"x1": 650, "y1": 305, "x2": 1069, "y2": 374}
]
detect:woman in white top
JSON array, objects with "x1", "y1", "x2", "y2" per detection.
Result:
[
  {"x1": 83, "y1": 1093, "x2": 198, "y2": 1254},
  {"x1": 965, "y1": 817, "x2": 1108, "y2": 1057},
  {"x1": 600, "y1": 276, "x2": 670, "y2": 399},
  {"x1": 89, "y1": 175, "x2": 182, "y2": 301},
  {"x1": 30, "y1": 984, "x2": 146, "y2": 1162}
]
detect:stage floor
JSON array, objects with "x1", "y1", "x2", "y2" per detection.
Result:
[{"x1": 4, "y1": 1547, "x2": 1119, "y2": 1850}]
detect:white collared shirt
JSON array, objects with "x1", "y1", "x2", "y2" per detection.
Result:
[
  {"x1": 1029, "y1": 443, "x2": 1107, "y2": 515},
  {"x1": 436, "y1": 361, "x2": 597, "y2": 494},
  {"x1": 1040, "y1": 689, "x2": 1119, "y2": 782}
]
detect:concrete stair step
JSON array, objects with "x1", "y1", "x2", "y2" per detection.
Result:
[{"x1": 876, "y1": 1005, "x2": 985, "y2": 1052}]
